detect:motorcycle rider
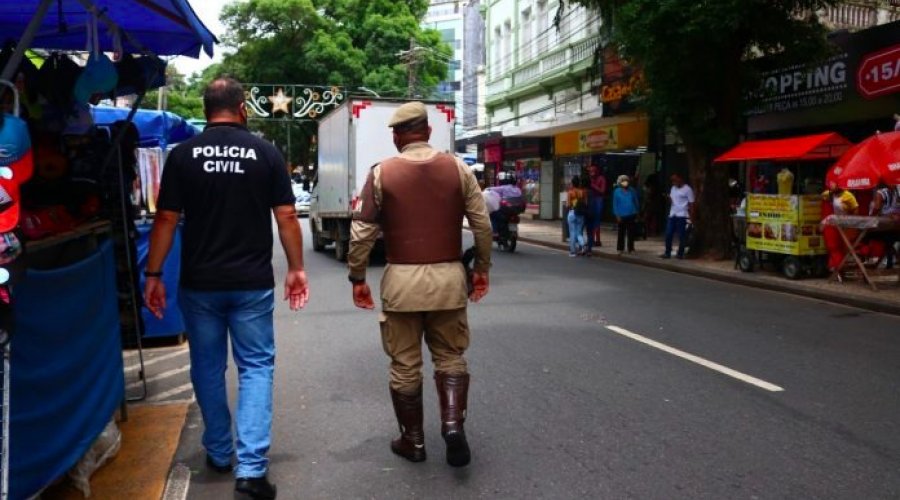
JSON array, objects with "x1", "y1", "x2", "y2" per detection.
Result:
[{"x1": 485, "y1": 171, "x2": 522, "y2": 235}]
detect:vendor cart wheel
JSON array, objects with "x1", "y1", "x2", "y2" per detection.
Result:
[
  {"x1": 738, "y1": 249, "x2": 755, "y2": 273},
  {"x1": 783, "y1": 256, "x2": 803, "y2": 280}
]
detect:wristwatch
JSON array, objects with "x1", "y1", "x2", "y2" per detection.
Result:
[
  {"x1": 144, "y1": 270, "x2": 163, "y2": 278},
  {"x1": 348, "y1": 275, "x2": 365, "y2": 284}
]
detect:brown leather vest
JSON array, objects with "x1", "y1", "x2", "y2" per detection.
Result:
[{"x1": 379, "y1": 153, "x2": 464, "y2": 264}]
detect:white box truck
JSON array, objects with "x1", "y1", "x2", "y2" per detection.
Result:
[{"x1": 309, "y1": 98, "x2": 456, "y2": 260}]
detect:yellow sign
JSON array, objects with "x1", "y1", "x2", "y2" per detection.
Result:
[
  {"x1": 745, "y1": 194, "x2": 826, "y2": 255},
  {"x1": 578, "y1": 127, "x2": 618, "y2": 152}
]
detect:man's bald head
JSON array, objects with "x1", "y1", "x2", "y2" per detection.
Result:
[{"x1": 204, "y1": 77, "x2": 246, "y2": 122}]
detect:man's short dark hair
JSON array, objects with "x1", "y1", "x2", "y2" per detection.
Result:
[{"x1": 204, "y1": 77, "x2": 245, "y2": 116}]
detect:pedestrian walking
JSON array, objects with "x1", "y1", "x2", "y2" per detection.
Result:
[
  {"x1": 661, "y1": 173, "x2": 695, "y2": 259},
  {"x1": 586, "y1": 163, "x2": 607, "y2": 252},
  {"x1": 613, "y1": 175, "x2": 640, "y2": 254},
  {"x1": 348, "y1": 101, "x2": 492, "y2": 468},
  {"x1": 567, "y1": 176, "x2": 589, "y2": 256},
  {"x1": 144, "y1": 77, "x2": 309, "y2": 500}
]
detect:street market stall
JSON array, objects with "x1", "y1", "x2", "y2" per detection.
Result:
[
  {"x1": 0, "y1": 1, "x2": 215, "y2": 498},
  {"x1": 715, "y1": 132, "x2": 853, "y2": 279},
  {"x1": 824, "y1": 131, "x2": 900, "y2": 290}
]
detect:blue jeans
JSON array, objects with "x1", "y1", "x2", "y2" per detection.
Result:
[
  {"x1": 179, "y1": 288, "x2": 276, "y2": 479},
  {"x1": 586, "y1": 197, "x2": 604, "y2": 250},
  {"x1": 664, "y1": 216, "x2": 688, "y2": 257},
  {"x1": 567, "y1": 210, "x2": 586, "y2": 254}
]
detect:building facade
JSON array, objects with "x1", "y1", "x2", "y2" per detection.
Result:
[
  {"x1": 424, "y1": 1, "x2": 466, "y2": 138},
  {"x1": 482, "y1": 1, "x2": 652, "y2": 220}
]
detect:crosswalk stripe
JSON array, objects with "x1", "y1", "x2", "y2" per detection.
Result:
[
  {"x1": 126, "y1": 365, "x2": 191, "y2": 390},
  {"x1": 124, "y1": 349, "x2": 189, "y2": 373},
  {"x1": 148, "y1": 383, "x2": 195, "y2": 402}
]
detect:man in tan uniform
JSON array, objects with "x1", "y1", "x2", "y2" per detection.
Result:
[{"x1": 348, "y1": 101, "x2": 492, "y2": 468}]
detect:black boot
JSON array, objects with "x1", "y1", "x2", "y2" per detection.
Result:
[
  {"x1": 235, "y1": 475, "x2": 277, "y2": 499},
  {"x1": 389, "y1": 386, "x2": 427, "y2": 462},
  {"x1": 435, "y1": 372, "x2": 471, "y2": 467}
]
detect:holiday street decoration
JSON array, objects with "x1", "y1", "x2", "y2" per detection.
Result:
[{"x1": 245, "y1": 84, "x2": 344, "y2": 121}]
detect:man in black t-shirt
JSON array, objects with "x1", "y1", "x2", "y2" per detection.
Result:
[{"x1": 144, "y1": 77, "x2": 308, "y2": 500}]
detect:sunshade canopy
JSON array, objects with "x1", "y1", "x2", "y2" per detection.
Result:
[
  {"x1": 714, "y1": 133, "x2": 853, "y2": 163},
  {"x1": 826, "y1": 131, "x2": 900, "y2": 189},
  {"x1": 0, "y1": 0, "x2": 216, "y2": 58},
  {"x1": 92, "y1": 105, "x2": 198, "y2": 147}
]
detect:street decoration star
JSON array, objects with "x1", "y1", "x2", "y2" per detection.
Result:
[{"x1": 270, "y1": 88, "x2": 292, "y2": 115}]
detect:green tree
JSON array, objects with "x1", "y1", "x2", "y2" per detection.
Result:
[
  {"x1": 566, "y1": 0, "x2": 837, "y2": 257},
  {"x1": 142, "y1": 65, "x2": 204, "y2": 119},
  {"x1": 209, "y1": 0, "x2": 450, "y2": 167}
]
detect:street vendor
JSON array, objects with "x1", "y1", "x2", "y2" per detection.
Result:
[
  {"x1": 869, "y1": 184, "x2": 900, "y2": 268},
  {"x1": 823, "y1": 186, "x2": 859, "y2": 272}
]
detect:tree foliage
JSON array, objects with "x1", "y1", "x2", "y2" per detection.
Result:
[
  {"x1": 567, "y1": 0, "x2": 838, "y2": 257},
  {"x1": 200, "y1": 0, "x2": 451, "y2": 168}
]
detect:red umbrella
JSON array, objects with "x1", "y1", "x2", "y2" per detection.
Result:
[{"x1": 826, "y1": 131, "x2": 900, "y2": 189}]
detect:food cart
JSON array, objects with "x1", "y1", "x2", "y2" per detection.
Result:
[{"x1": 715, "y1": 132, "x2": 853, "y2": 279}]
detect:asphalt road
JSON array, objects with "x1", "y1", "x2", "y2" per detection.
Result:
[{"x1": 175, "y1": 221, "x2": 900, "y2": 499}]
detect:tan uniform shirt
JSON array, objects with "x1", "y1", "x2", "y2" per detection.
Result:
[{"x1": 349, "y1": 142, "x2": 492, "y2": 312}]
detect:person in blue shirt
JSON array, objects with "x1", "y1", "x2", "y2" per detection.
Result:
[{"x1": 613, "y1": 175, "x2": 641, "y2": 254}]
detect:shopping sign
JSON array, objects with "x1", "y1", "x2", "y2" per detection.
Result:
[{"x1": 856, "y1": 43, "x2": 900, "y2": 99}]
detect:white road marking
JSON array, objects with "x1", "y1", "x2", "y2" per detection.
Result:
[
  {"x1": 126, "y1": 365, "x2": 191, "y2": 390},
  {"x1": 605, "y1": 325, "x2": 785, "y2": 392},
  {"x1": 147, "y1": 382, "x2": 195, "y2": 402},
  {"x1": 124, "y1": 348, "x2": 188, "y2": 373}
]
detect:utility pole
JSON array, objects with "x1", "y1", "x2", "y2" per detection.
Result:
[{"x1": 398, "y1": 37, "x2": 427, "y2": 98}]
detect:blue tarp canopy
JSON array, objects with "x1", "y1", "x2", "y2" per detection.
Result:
[
  {"x1": 0, "y1": 0, "x2": 216, "y2": 58},
  {"x1": 91, "y1": 105, "x2": 199, "y2": 148}
]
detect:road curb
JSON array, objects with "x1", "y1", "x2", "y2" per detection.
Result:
[{"x1": 517, "y1": 235, "x2": 900, "y2": 317}]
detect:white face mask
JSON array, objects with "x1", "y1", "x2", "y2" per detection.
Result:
[{"x1": 621, "y1": 182, "x2": 629, "y2": 188}]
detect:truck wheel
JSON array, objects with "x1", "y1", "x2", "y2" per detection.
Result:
[
  {"x1": 783, "y1": 256, "x2": 802, "y2": 280},
  {"x1": 335, "y1": 240, "x2": 349, "y2": 262},
  {"x1": 310, "y1": 219, "x2": 326, "y2": 252}
]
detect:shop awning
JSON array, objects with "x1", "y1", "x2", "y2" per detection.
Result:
[
  {"x1": 0, "y1": 0, "x2": 216, "y2": 58},
  {"x1": 714, "y1": 132, "x2": 853, "y2": 163}
]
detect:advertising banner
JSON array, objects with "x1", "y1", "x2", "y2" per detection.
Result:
[
  {"x1": 746, "y1": 194, "x2": 826, "y2": 255},
  {"x1": 579, "y1": 127, "x2": 619, "y2": 152}
]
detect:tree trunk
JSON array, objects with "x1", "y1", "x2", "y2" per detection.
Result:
[{"x1": 685, "y1": 141, "x2": 732, "y2": 259}]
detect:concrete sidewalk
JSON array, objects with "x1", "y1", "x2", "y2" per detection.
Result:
[{"x1": 513, "y1": 218, "x2": 900, "y2": 316}]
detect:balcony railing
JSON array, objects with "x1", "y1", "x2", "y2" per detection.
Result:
[
  {"x1": 486, "y1": 36, "x2": 601, "y2": 100},
  {"x1": 818, "y1": 1, "x2": 900, "y2": 30}
]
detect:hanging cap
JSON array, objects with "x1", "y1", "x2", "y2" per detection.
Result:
[
  {"x1": 388, "y1": 101, "x2": 428, "y2": 128},
  {"x1": 0, "y1": 115, "x2": 33, "y2": 232}
]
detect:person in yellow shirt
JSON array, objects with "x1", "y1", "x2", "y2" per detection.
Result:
[{"x1": 776, "y1": 168, "x2": 794, "y2": 196}]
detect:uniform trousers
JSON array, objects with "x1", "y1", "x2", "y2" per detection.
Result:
[{"x1": 379, "y1": 308, "x2": 470, "y2": 393}]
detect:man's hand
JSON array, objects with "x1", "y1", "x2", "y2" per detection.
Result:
[
  {"x1": 469, "y1": 272, "x2": 489, "y2": 303},
  {"x1": 353, "y1": 282, "x2": 375, "y2": 309},
  {"x1": 144, "y1": 278, "x2": 167, "y2": 319},
  {"x1": 284, "y1": 269, "x2": 310, "y2": 311}
]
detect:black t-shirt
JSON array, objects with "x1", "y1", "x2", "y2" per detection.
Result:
[{"x1": 157, "y1": 123, "x2": 294, "y2": 291}]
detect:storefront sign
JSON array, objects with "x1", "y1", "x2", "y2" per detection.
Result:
[
  {"x1": 749, "y1": 56, "x2": 849, "y2": 115},
  {"x1": 746, "y1": 194, "x2": 824, "y2": 255},
  {"x1": 856, "y1": 43, "x2": 900, "y2": 99},
  {"x1": 600, "y1": 46, "x2": 644, "y2": 116},
  {"x1": 747, "y1": 20, "x2": 900, "y2": 117},
  {"x1": 579, "y1": 127, "x2": 618, "y2": 152},
  {"x1": 555, "y1": 120, "x2": 649, "y2": 156}
]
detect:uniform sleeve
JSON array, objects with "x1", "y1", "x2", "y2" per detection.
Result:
[
  {"x1": 156, "y1": 148, "x2": 183, "y2": 212},
  {"x1": 353, "y1": 168, "x2": 381, "y2": 223},
  {"x1": 348, "y1": 166, "x2": 382, "y2": 280},
  {"x1": 458, "y1": 160, "x2": 492, "y2": 272},
  {"x1": 269, "y1": 147, "x2": 295, "y2": 207}
]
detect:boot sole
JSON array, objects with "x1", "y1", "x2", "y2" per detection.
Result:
[
  {"x1": 391, "y1": 444, "x2": 427, "y2": 462},
  {"x1": 443, "y1": 432, "x2": 471, "y2": 467}
]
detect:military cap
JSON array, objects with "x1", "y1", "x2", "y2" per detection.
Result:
[{"x1": 388, "y1": 101, "x2": 429, "y2": 128}]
